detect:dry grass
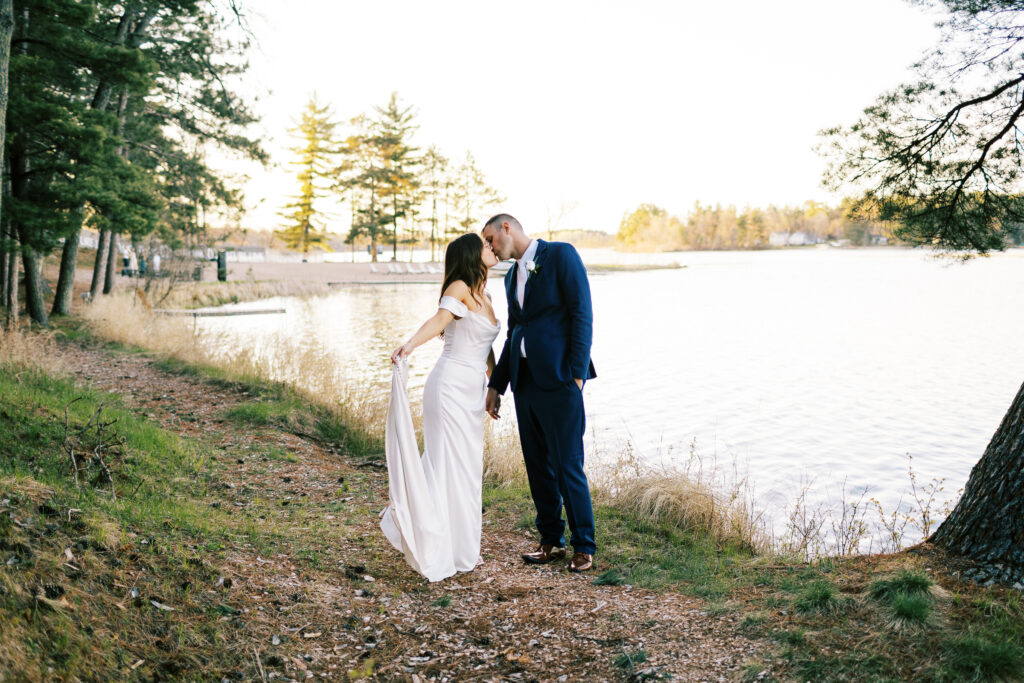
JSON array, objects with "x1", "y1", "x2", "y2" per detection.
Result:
[
  {"x1": 158, "y1": 279, "x2": 333, "y2": 309},
  {"x1": 591, "y1": 445, "x2": 768, "y2": 553},
  {"x1": 0, "y1": 326, "x2": 63, "y2": 373},
  {"x1": 483, "y1": 419, "x2": 529, "y2": 487}
]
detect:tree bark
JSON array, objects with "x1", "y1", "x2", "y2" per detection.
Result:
[
  {"x1": 0, "y1": 216, "x2": 6, "y2": 303},
  {"x1": 4, "y1": 222, "x2": 16, "y2": 329},
  {"x1": 16, "y1": 231, "x2": 46, "y2": 325},
  {"x1": 89, "y1": 228, "x2": 109, "y2": 299},
  {"x1": 50, "y1": 209, "x2": 81, "y2": 315},
  {"x1": 103, "y1": 231, "x2": 117, "y2": 294},
  {"x1": 0, "y1": 0, "x2": 13, "y2": 313},
  {"x1": 930, "y1": 379, "x2": 1024, "y2": 583},
  {"x1": 9, "y1": 133, "x2": 44, "y2": 325}
]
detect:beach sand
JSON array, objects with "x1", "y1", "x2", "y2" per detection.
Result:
[{"x1": 224, "y1": 260, "x2": 513, "y2": 284}]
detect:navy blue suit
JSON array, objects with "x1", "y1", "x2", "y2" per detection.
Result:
[{"x1": 489, "y1": 240, "x2": 597, "y2": 555}]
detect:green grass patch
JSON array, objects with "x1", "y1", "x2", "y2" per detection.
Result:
[
  {"x1": 613, "y1": 648, "x2": 648, "y2": 669},
  {"x1": 943, "y1": 634, "x2": 1024, "y2": 681},
  {"x1": 869, "y1": 570, "x2": 933, "y2": 601},
  {"x1": 795, "y1": 580, "x2": 844, "y2": 614},
  {"x1": 890, "y1": 593, "x2": 931, "y2": 624},
  {"x1": 593, "y1": 568, "x2": 627, "y2": 586}
]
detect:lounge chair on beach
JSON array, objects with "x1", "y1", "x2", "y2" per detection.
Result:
[
  {"x1": 369, "y1": 264, "x2": 381, "y2": 274},
  {"x1": 407, "y1": 263, "x2": 426, "y2": 274},
  {"x1": 425, "y1": 263, "x2": 441, "y2": 274},
  {"x1": 388, "y1": 263, "x2": 404, "y2": 274}
]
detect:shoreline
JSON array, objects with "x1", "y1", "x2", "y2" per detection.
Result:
[{"x1": 224, "y1": 260, "x2": 683, "y2": 285}]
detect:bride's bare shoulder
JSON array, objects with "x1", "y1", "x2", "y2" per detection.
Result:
[{"x1": 441, "y1": 279, "x2": 473, "y2": 304}]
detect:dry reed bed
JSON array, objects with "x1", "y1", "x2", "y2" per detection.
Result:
[{"x1": 136, "y1": 278, "x2": 335, "y2": 310}]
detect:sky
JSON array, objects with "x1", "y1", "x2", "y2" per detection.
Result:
[{"x1": 228, "y1": 0, "x2": 941, "y2": 236}]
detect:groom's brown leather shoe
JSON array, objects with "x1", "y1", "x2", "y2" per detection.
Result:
[
  {"x1": 522, "y1": 544, "x2": 566, "y2": 564},
  {"x1": 568, "y1": 552, "x2": 594, "y2": 572}
]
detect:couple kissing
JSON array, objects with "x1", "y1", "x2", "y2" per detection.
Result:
[{"x1": 382, "y1": 213, "x2": 597, "y2": 581}]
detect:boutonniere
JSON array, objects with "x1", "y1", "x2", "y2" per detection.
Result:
[{"x1": 526, "y1": 260, "x2": 541, "y2": 279}]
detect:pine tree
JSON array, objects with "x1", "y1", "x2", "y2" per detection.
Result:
[
  {"x1": 374, "y1": 93, "x2": 420, "y2": 261},
  {"x1": 451, "y1": 152, "x2": 503, "y2": 238},
  {"x1": 338, "y1": 115, "x2": 390, "y2": 263},
  {"x1": 275, "y1": 96, "x2": 337, "y2": 257},
  {"x1": 421, "y1": 145, "x2": 448, "y2": 261}
]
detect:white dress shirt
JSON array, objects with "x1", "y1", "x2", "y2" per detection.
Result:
[{"x1": 516, "y1": 239, "x2": 538, "y2": 357}]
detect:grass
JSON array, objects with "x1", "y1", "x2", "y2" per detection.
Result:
[
  {"x1": 891, "y1": 593, "x2": 932, "y2": 624},
  {"x1": 943, "y1": 634, "x2": 1024, "y2": 681},
  {"x1": 869, "y1": 569, "x2": 934, "y2": 601},
  {"x1": 593, "y1": 568, "x2": 627, "y2": 586},
  {"x1": 870, "y1": 570, "x2": 936, "y2": 628},
  {"x1": 0, "y1": 353, "x2": 258, "y2": 678},
  {"x1": 794, "y1": 580, "x2": 846, "y2": 614},
  {"x1": 157, "y1": 279, "x2": 333, "y2": 310}
]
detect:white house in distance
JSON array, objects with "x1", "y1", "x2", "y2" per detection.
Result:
[{"x1": 768, "y1": 231, "x2": 823, "y2": 247}]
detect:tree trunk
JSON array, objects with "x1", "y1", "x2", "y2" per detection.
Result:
[
  {"x1": 103, "y1": 232, "x2": 118, "y2": 294},
  {"x1": 89, "y1": 228, "x2": 109, "y2": 299},
  {"x1": 430, "y1": 193, "x2": 437, "y2": 262},
  {"x1": 0, "y1": 0, "x2": 13, "y2": 311},
  {"x1": 0, "y1": 216, "x2": 6, "y2": 303},
  {"x1": 17, "y1": 233, "x2": 46, "y2": 325},
  {"x1": 50, "y1": 213, "x2": 80, "y2": 315},
  {"x1": 930, "y1": 378, "x2": 1024, "y2": 584},
  {"x1": 4, "y1": 224, "x2": 16, "y2": 329}
]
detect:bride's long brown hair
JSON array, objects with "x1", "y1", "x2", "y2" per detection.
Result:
[{"x1": 440, "y1": 233, "x2": 488, "y2": 304}]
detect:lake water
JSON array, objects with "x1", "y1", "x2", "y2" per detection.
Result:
[{"x1": 198, "y1": 248, "x2": 1024, "y2": 544}]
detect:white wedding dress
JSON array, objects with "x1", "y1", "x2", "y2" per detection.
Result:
[{"x1": 380, "y1": 295, "x2": 500, "y2": 581}]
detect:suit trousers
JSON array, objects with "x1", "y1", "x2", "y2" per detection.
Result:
[{"x1": 512, "y1": 359, "x2": 596, "y2": 555}]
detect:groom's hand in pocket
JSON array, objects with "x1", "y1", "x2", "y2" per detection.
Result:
[
  {"x1": 486, "y1": 388, "x2": 501, "y2": 419},
  {"x1": 575, "y1": 378, "x2": 583, "y2": 391}
]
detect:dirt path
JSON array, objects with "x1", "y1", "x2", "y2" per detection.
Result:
[{"x1": 55, "y1": 340, "x2": 767, "y2": 681}]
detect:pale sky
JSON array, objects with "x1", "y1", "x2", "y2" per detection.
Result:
[{"x1": 228, "y1": 0, "x2": 940, "y2": 235}]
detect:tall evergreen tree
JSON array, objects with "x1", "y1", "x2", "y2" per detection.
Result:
[
  {"x1": 275, "y1": 96, "x2": 337, "y2": 257},
  {"x1": 374, "y1": 92, "x2": 420, "y2": 261},
  {"x1": 421, "y1": 145, "x2": 448, "y2": 261},
  {"x1": 338, "y1": 114, "x2": 389, "y2": 263},
  {"x1": 451, "y1": 152, "x2": 503, "y2": 237}
]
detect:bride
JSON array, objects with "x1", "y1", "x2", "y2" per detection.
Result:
[{"x1": 381, "y1": 233, "x2": 500, "y2": 581}]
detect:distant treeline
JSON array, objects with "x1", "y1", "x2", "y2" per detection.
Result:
[{"x1": 616, "y1": 200, "x2": 896, "y2": 251}]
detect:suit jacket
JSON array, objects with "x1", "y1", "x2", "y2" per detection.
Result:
[{"x1": 489, "y1": 239, "x2": 597, "y2": 394}]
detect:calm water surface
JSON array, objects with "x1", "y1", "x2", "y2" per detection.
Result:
[{"x1": 199, "y1": 248, "x2": 1024, "y2": 537}]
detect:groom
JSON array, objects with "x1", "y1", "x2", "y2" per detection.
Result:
[{"x1": 482, "y1": 214, "x2": 597, "y2": 572}]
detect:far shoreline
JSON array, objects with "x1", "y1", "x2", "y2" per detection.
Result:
[{"x1": 221, "y1": 259, "x2": 685, "y2": 286}]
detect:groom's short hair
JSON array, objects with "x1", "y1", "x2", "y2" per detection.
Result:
[{"x1": 484, "y1": 213, "x2": 520, "y2": 232}]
